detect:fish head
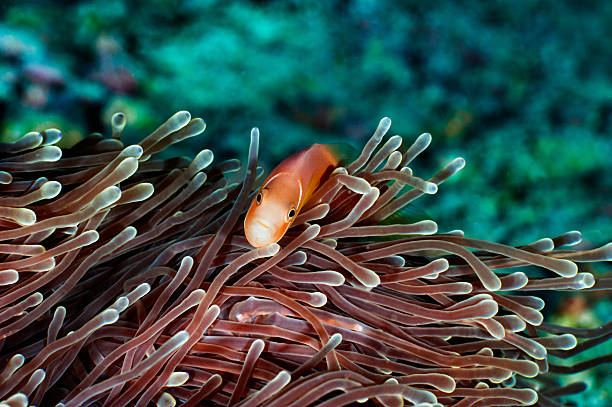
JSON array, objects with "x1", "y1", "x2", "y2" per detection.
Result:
[{"x1": 244, "y1": 172, "x2": 301, "y2": 247}]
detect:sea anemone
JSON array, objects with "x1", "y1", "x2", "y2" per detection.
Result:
[{"x1": 0, "y1": 112, "x2": 610, "y2": 406}]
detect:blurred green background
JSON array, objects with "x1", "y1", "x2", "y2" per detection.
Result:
[{"x1": 0, "y1": 0, "x2": 610, "y2": 402}]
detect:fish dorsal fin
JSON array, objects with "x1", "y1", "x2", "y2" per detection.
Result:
[{"x1": 326, "y1": 143, "x2": 360, "y2": 166}]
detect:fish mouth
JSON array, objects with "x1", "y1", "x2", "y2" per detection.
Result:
[
  {"x1": 256, "y1": 220, "x2": 272, "y2": 229},
  {"x1": 245, "y1": 218, "x2": 277, "y2": 248}
]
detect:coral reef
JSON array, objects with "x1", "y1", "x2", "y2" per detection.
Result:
[{"x1": 0, "y1": 112, "x2": 610, "y2": 406}]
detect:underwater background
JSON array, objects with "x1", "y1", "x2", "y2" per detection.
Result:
[{"x1": 0, "y1": 0, "x2": 610, "y2": 403}]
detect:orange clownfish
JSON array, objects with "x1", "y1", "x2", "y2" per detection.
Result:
[{"x1": 244, "y1": 144, "x2": 339, "y2": 247}]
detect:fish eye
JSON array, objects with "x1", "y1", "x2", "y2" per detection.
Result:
[
  {"x1": 256, "y1": 192, "x2": 262, "y2": 205},
  {"x1": 287, "y1": 207, "x2": 296, "y2": 221}
]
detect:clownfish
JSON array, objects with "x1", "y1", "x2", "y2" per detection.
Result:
[{"x1": 244, "y1": 144, "x2": 339, "y2": 247}]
